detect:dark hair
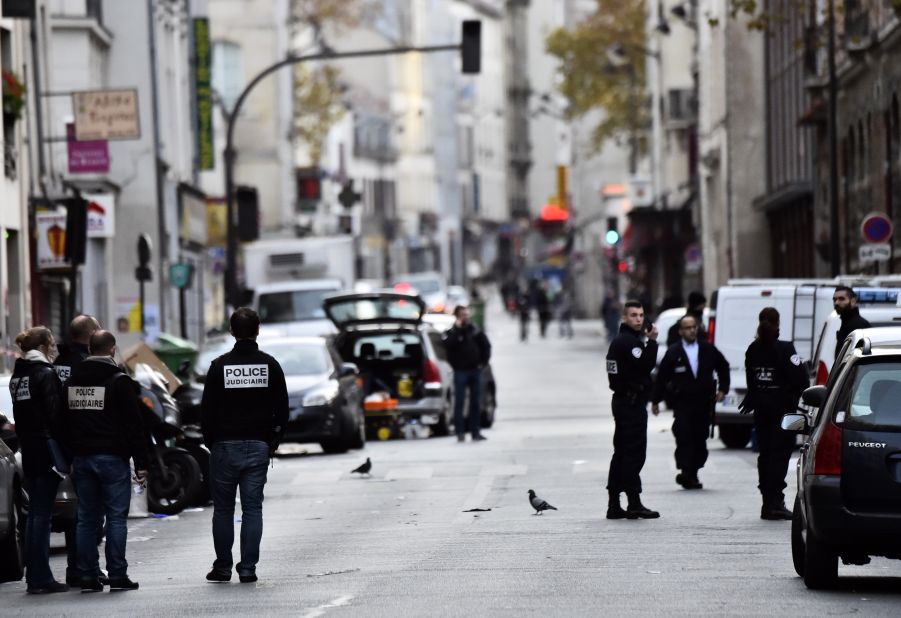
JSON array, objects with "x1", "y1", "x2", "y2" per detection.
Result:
[
  {"x1": 453, "y1": 305, "x2": 468, "y2": 318},
  {"x1": 230, "y1": 307, "x2": 260, "y2": 339},
  {"x1": 834, "y1": 285, "x2": 856, "y2": 299},
  {"x1": 89, "y1": 330, "x2": 117, "y2": 356},
  {"x1": 677, "y1": 314, "x2": 698, "y2": 329},
  {"x1": 687, "y1": 291, "x2": 706, "y2": 309},
  {"x1": 69, "y1": 314, "x2": 101, "y2": 343},
  {"x1": 757, "y1": 307, "x2": 780, "y2": 342},
  {"x1": 15, "y1": 326, "x2": 53, "y2": 352},
  {"x1": 623, "y1": 300, "x2": 643, "y2": 313}
]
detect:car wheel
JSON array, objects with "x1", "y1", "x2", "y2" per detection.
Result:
[
  {"x1": 321, "y1": 413, "x2": 351, "y2": 454},
  {"x1": 433, "y1": 397, "x2": 451, "y2": 437},
  {"x1": 803, "y1": 526, "x2": 838, "y2": 589},
  {"x1": 148, "y1": 451, "x2": 202, "y2": 516},
  {"x1": 0, "y1": 491, "x2": 25, "y2": 582},
  {"x1": 480, "y1": 386, "x2": 496, "y2": 429},
  {"x1": 719, "y1": 424, "x2": 752, "y2": 449},
  {"x1": 791, "y1": 495, "x2": 805, "y2": 577}
]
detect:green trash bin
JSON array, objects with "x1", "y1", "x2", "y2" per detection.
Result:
[
  {"x1": 152, "y1": 333, "x2": 199, "y2": 377},
  {"x1": 469, "y1": 298, "x2": 486, "y2": 331}
]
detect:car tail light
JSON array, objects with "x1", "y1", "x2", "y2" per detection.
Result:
[
  {"x1": 815, "y1": 360, "x2": 829, "y2": 386},
  {"x1": 423, "y1": 359, "x2": 441, "y2": 389},
  {"x1": 812, "y1": 420, "x2": 842, "y2": 475},
  {"x1": 706, "y1": 316, "x2": 716, "y2": 344}
]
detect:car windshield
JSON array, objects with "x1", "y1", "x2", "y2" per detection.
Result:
[
  {"x1": 353, "y1": 334, "x2": 421, "y2": 360},
  {"x1": 843, "y1": 361, "x2": 901, "y2": 429},
  {"x1": 258, "y1": 289, "x2": 335, "y2": 323},
  {"x1": 264, "y1": 342, "x2": 332, "y2": 376}
]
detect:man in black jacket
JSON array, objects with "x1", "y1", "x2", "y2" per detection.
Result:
[
  {"x1": 54, "y1": 314, "x2": 100, "y2": 382},
  {"x1": 605, "y1": 300, "x2": 659, "y2": 520},
  {"x1": 201, "y1": 308, "x2": 288, "y2": 584},
  {"x1": 65, "y1": 330, "x2": 147, "y2": 592},
  {"x1": 666, "y1": 291, "x2": 707, "y2": 347},
  {"x1": 833, "y1": 285, "x2": 871, "y2": 359},
  {"x1": 443, "y1": 305, "x2": 491, "y2": 442},
  {"x1": 652, "y1": 314, "x2": 730, "y2": 490}
]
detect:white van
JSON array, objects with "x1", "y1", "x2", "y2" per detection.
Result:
[{"x1": 708, "y1": 280, "x2": 898, "y2": 448}]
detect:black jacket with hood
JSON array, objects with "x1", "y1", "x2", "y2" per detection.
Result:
[
  {"x1": 53, "y1": 341, "x2": 90, "y2": 382},
  {"x1": 443, "y1": 323, "x2": 491, "y2": 371},
  {"x1": 9, "y1": 356, "x2": 64, "y2": 477},
  {"x1": 64, "y1": 356, "x2": 148, "y2": 469}
]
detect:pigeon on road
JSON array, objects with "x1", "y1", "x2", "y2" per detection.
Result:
[
  {"x1": 351, "y1": 457, "x2": 372, "y2": 476},
  {"x1": 528, "y1": 489, "x2": 557, "y2": 515}
]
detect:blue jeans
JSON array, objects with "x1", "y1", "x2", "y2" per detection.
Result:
[
  {"x1": 453, "y1": 369, "x2": 482, "y2": 437},
  {"x1": 73, "y1": 455, "x2": 132, "y2": 581},
  {"x1": 24, "y1": 470, "x2": 62, "y2": 587},
  {"x1": 210, "y1": 440, "x2": 269, "y2": 576}
]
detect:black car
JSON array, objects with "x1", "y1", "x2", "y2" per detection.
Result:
[
  {"x1": 0, "y1": 412, "x2": 25, "y2": 582},
  {"x1": 782, "y1": 339, "x2": 901, "y2": 589},
  {"x1": 260, "y1": 336, "x2": 364, "y2": 454}
]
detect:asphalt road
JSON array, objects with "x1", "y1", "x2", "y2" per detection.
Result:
[{"x1": 2, "y1": 303, "x2": 901, "y2": 616}]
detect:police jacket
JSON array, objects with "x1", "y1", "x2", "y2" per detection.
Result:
[
  {"x1": 606, "y1": 323, "x2": 658, "y2": 398},
  {"x1": 200, "y1": 339, "x2": 289, "y2": 447},
  {"x1": 835, "y1": 307, "x2": 871, "y2": 359},
  {"x1": 10, "y1": 357, "x2": 64, "y2": 477},
  {"x1": 743, "y1": 339, "x2": 809, "y2": 413},
  {"x1": 64, "y1": 356, "x2": 148, "y2": 469},
  {"x1": 53, "y1": 341, "x2": 90, "y2": 382},
  {"x1": 443, "y1": 323, "x2": 491, "y2": 371},
  {"x1": 652, "y1": 340, "x2": 730, "y2": 406}
]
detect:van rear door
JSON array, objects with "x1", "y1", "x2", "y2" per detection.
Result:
[{"x1": 838, "y1": 357, "x2": 901, "y2": 513}]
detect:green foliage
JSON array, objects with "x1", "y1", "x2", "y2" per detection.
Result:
[
  {"x1": 545, "y1": 0, "x2": 649, "y2": 154},
  {"x1": 294, "y1": 64, "x2": 345, "y2": 165}
]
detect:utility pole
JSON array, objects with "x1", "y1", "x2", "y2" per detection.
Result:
[{"x1": 827, "y1": 0, "x2": 840, "y2": 276}]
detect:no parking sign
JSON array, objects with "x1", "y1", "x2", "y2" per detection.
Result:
[{"x1": 861, "y1": 213, "x2": 893, "y2": 244}]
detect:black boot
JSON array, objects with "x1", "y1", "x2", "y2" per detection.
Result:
[
  {"x1": 606, "y1": 491, "x2": 628, "y2": 519},
  {"x1": 761, "y1": 496, "x2": 793, "y2": 520},
  {"x1": 681, "y1": 470, "x2": 702, "y2": 490},
  {"x1": 626, "y1": 492, "x2": 660, "y2": 519}
]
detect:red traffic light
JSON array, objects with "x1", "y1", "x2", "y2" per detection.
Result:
[{"x1": 617, "y1": 260, "x2": 628, "y2": 273}]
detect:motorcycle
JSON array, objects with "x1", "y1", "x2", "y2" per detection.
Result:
[{"x1": 134, "y1": 364, "x2": 206, "y2": 515}]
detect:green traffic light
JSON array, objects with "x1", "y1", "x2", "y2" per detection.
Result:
[{"x1": 605, "y1": 229, "x2": 620, "y2": 244}]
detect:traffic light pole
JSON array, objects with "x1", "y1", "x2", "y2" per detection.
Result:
[{"x1": 223, "y1": 43, "x2": 463, "y2": 320}]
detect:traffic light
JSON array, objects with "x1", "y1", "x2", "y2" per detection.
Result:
[
  {"x1": 605, "y1": 217, "x2": 620, "y2": 245},
  {"x1": 235, "y1": 185, "x2": 260, "y2": 242},
  {"x1": 62, "y1": 196, "x2": 88, "y2": 265},
  {"x1": 338, "y1": 180, "x2": 362, "y2": 210},
  {"x1": 461, "y1": 20, "x2": 481, "y2": 74}
]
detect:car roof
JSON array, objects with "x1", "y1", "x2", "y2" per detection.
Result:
[{"x1": 253, "y1": 279, "x2": 344, "y2": 294}]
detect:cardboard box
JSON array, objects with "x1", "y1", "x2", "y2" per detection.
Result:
[{"x1": 122, "y1": 341, "x2": 181, "y2": 394}]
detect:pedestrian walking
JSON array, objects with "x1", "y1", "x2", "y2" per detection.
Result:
[
  {"x1": 201, "y1": 308, "x2": 288, "y2": 584},
  {"x1": 832, "y1": 285, "x2": 871, "y2": 358},
  {"x1": 739, "y1": 307, "x2": 808, "y2": 520},
  {"x1": 605, "y1": 300, "x2": 660, "y2": 520},
  {"x1": 557, "y1": 286, "x2": 574, "y2": 339},
  {"x1": 602, "y1": 293, "x2": 620, "y2": 342},
  {"x1": 53, "y1": 313, "x2": 101, "y2": 585},
  {"x1": 666, "y1": 291, "x2": 707, "y2": 347},
  {"x1": 442, "y1": 305, "x2": 492, "y2": 442},
  {"x1": 10, "y1": 327, "x2": 68, "y2": 594},
  {"x1": 64, "y1": 330, "x2": 147, "y2": 592},
  {"x1": 517, "y1": 289, "x2": 531, "y2": 342},
  {"x1": 534, "y1": 281, "x2": 552, "y2": 338},
  {"x1": 652, "y1": 314, "x2": 730, "y2": 490}
]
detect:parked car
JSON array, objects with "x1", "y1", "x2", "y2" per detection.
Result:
[
  {"x1": 0, "y1": 410, "x2": 25, "y2": 582},
  {"x1": 193, "y1": 335, "x2": 233, "y2": 382},
  {"x1": 391, "y1": 272, "x2": 449, "y2": 314},
  {"x1": 445, "y1": 285, "x2": 470, "y2": 310},
  {"x1": 782, "y1": 335, "x2": 901, "y2": 589},
  {"x1": 421, "y1": 312, "x2": 497, "y2": 429},
  {"x1": 254, "y1": 279, "x2": 344, "y2": 337},
  {"x1": 324, "y1": 291, "x2": 460, "y2": 438},
  {"x1": 810, "y1": 305, "x2": 901, "y2": 385},
  {"x1": 261, "y1": 336, "x2": 364, "y2": 454}
]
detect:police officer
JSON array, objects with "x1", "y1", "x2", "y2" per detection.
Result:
[
  {"x1": 740, "y1": 307, "x2": 808, "y2": 520},
  {"x1": 605, "y1": 300, "x2": 660, "y2": 520},
  {"x1": 652, "y1": 314, "x2": 730, "y2": 490},
  {"x1": 65, "y1": 330, "x2": 147, "y2": 591},
  {"x1": 54, "y1": 314, "x2": 101, "y2": 382},
  {"x1": 201, "y1": 307, "x2": 288, "y2": 584}
]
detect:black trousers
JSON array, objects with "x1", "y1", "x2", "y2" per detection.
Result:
[
  {"x1": 753, "y1": 406, "x2": 795, "y2": 503},
  {"x1": 607, "y1": 398, "x2": 648, "y2": 495},
  {"x1": 671, "y1": 397, "x2": 713, "y2": 475}
]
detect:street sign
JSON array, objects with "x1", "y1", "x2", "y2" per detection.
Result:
[
  {"x1": 169, "y1": 262, "x2": 194, "y2": 289},
  {"x1": 72, "y1": 89, "x2": 140, "y2": 141},
  {"x1": 338, "y1": 180, "x2": 362, "y2": 210},
  {"x1": 859, "y1": 243, "x2": 892, "y2": 263},
  {"x1": 861, "y1": 213, "x2": 893, "y2": 244}
]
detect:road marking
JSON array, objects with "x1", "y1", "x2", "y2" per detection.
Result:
[
  {"x1": 385, "y1": 467, "x2": 433, "y2": 480},
  {"x1": 302, "y1": 594, "x2": 354, "y2": 618}
]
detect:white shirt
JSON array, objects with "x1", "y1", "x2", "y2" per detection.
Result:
[{"x1": 682, "y1": 340, "x2": 699, "y2": 377}]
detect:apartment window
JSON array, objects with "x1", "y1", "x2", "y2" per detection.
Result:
[
  {"x1": 86, "y1": 0, "x2": 103, "y2": 24},
  {"x1": 212, "y1": 42, "x2": 243, "y2": 112}
]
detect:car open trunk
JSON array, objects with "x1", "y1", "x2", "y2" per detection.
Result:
[{"x1": 337, "y1": 331, "x2": 428, "y2": 400}]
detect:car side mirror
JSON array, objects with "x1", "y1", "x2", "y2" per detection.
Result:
[
  {"x1": 339, "y1": 362, "x2": 359, "y2": 378},
  {"x1": 781, "y1": 413, "x2": 810, "y2": 435},
  {"x1": 801, "y1": 385, "x2": 827, "y2": 408}
]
